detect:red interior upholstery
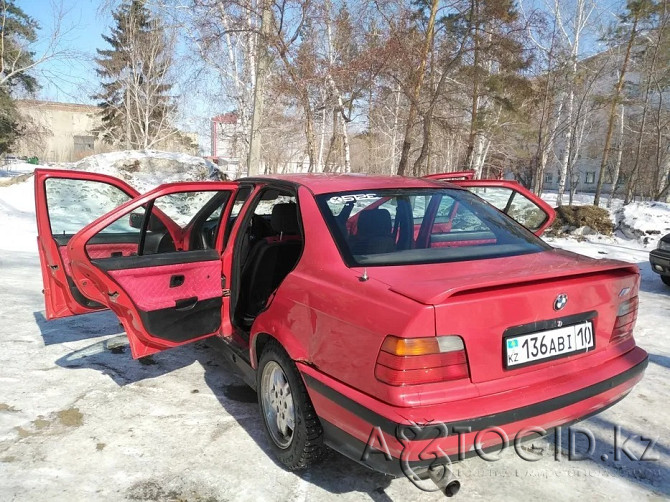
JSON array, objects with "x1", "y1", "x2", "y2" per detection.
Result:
[
  {"x1": 59, "y1": 244, "x2": 138, "y2": 276},
  {"x1": 431, "y1": 239, "x2": 497, "y2": 248},
  {"x1": 107, "y1": 260, "x2": 221, "y2": 311}
]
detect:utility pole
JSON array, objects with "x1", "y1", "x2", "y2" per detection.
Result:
[{"x1": 247, "y1": 0, "x2": 272, "y2": 176}]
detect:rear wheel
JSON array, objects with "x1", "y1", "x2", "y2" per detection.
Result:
[
  {"x1": 257, "y1": 340, "x2": 325, "y2": 469},
  {"x1": 661, "y1": 275, "x2": 670, "y2": 287}
]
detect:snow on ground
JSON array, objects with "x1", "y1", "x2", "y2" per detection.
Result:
[
  {"x1": 0, "y1": 162, "x2": 39, "y2": 178},
  {"x1": 0, "y1": 150, "x2": 221, "y2": 253},
  {"x1": 0, "y1": 175, "x2": 40, "y2": 252},
  {"x1": 0, "y1": 158, "x2": 669, "y2": 501},
  {"x1": 541, "y1": 190, "x2": 670, "y2": 249},
  {"x1": 615, "y1": 201, "x2": 670, "y2": 245}
]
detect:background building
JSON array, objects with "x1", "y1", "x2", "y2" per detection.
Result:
[
  {"x1": 14, "y1": 100, "x2": 199, "y2": 163},
  {"x1": 14, "y1": 100, "x2": 107, "y2": 162}
]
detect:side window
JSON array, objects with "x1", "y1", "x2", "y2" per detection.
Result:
[
  {"x1": 468, "y1": 186, "x2": 547, "y2": 232},
  {"x1": 428, "y1": 196, "x2": 489, "y2": 238},
  {"x1": 449, "y1": 204, "x2": 490, "y2": 233},
  {"x1": 225, "y1": 185, "x2": 253, "y2": 244},
  {"x1": 233, "y1": 186, "x2": 302, "y2": 327},
  {"x1": 45, "y1": 178, "x2": 132, "y2": 237},
  {"x1": 238, "y1": 188, "x2": 298, "y2": 264},
  {"x1": 83, "y1": 190, "x2": 227, "y2": 260},
  {"x1": 506, "y1": 196, "x2": 547, "y2": 232},
  {"x1": 153, "y1": 191, "x2": 230, "y2": 252},
  {"x1": 252, "y1": 190, "x2": 296, "y2": 216},
  {"x1": 146, "y1": 190, "x2": 228, "y2": 254},
  {"x1": 152, "y1": 191, "x2": 222, "y2": 227}
]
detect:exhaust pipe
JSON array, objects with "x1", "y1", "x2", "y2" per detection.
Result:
[{"x1": 427, "y1": 466, "x2": 461, "y2": 497}]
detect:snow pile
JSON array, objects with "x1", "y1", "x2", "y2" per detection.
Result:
[
  {"x1": 0, "y1": 150, "x2": 222, "y2": 253},
  {"x1": 0, "y1": 176, "x2": 39, "y2": 252},
  {"x1": 540, "y1": 191, "x2": 670, "y2": 248},
  {"x1": 0, "y1": 161, "x2": 39, "y2": 176},
  {"x1": 63, "y1": 150, "x2": 221, "y2": 192},
  {"x1": 0, "y1": 162, "x2": 40, "y2": 186},
  {"x1": 614, "y1": 200, "x2": 670, "y2": 246}
]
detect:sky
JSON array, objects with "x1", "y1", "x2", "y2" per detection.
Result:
[
  {"x1": 19, "y1": 0, "x2": 211, "y2": 145},
  {"x1": 21, "y1": 0, "x2": 111, "y2": 104}
]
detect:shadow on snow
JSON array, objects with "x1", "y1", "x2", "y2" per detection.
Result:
[{"x1": 41, "y1": 311, "x2": 394, "y2": 500}]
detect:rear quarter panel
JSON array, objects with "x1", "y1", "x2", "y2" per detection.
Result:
[{"x1": 251, "y1": 186, "x2": 436, "y2": 406}]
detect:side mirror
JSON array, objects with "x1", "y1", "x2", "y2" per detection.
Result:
[
  {"x1": 129, "y1": 213, "x2": 143, "y2": 229},
  {"x1": 129, "y1": 212, "x2": 165, "y2": 232}
]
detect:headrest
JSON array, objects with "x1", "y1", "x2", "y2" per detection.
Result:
[
  {"x1": 271, "y1": 203, "x2": 300, "y2": 235},
  {"x1": 357, "y1": 208, "x2": 392, "y2": 237}
]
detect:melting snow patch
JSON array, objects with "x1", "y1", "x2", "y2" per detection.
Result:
[{"x1": 614, "y1": 201, "x2": 670, "y2": 247}]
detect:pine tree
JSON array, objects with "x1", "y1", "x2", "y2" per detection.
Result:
[
  {"x1": 93, "y1": 0, "x2": 175, "y2": 149},
  {"x1": 0, "y1": 0, "x2": 39, "y2": 154}
]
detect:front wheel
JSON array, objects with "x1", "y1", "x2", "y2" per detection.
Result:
[
  {"x1": 661, "y1": 275, "x2": 670, "y2": 287},
  {"x1": 257, "y1": 341, "x2": 325, "y2": 470}
]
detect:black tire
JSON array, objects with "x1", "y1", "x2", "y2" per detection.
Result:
[
  {"x1": 257, "y1": 340, "x2": 325, "y2": 470},
  {"x1": 661, "y1": 275, "x2": 670, "y2": 287}
]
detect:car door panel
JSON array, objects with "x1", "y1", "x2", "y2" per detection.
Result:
[
  {"x1": 445, "y1": 179, "x2": 555, "y2": 236},
  {"x1": 35, "y1": 169, "x2": 142, "y2": 319},
  {"x1": 57, "y1": 238, "x2": 140, "y2": 275},
  {"x1": 67, "y1": 183, "x2": 238, "y2": 359},
  {"x1": 103, "y1": 252, "x2": 222, "y2": 343}
]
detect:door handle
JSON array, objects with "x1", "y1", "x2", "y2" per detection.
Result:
[
  {"x1": 169, "y1": 274, "x2": 185, "y2": 288},
  {"x1": 175, "y1": 297, "x2": 197, "y2": 311}
]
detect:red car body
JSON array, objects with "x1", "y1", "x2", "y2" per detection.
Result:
[{"x1": 34, "y1": 168, "x2": 647, "y2": 481}]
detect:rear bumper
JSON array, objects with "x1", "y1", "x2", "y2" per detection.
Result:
[
  {"x1": 649, "y1": 249, "x2": 670, "y2": 276},
  {"x1": 300, "y1": 348, "x2": 648, "y2": 477}
]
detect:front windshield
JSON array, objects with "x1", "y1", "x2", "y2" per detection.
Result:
[{"x1": 316, "y1": 188, "x2": 550, "y2": 267}]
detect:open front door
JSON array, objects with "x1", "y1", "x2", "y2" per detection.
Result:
[
  {"x1": 439, "y1": 178, "x2": 555, "y2": 236},
  {"x1": 67, "y1": 182, "x2": 238, "y2": 359},
  {"x1": 35, "y1": 169, "x2": 142, "y2": 319}
]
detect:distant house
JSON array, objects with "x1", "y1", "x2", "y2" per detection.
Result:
[
  {"x1": 14, "y1": 100, "x2": 106, "y2": 162},
  {"x1": 14, "y1": 99, "x2": 200, "y2": 163},
  {"x1": 539, "y1": 41, "x2": 670, "y2": 199}
]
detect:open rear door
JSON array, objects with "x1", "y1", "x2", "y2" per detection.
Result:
[
  {"x1": 442, "y1": 179, "x2": 555, "y2": 236},
  {"x1": 35, "y1": 169, "x2": 142, "y2": 319},
  {"x1": 67, "y1": 182, "x2": 238, "y2": 359}
]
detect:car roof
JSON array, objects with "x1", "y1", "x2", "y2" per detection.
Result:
[{"x1": 242, "y1": 173, "x2": 459, "y2": 195}]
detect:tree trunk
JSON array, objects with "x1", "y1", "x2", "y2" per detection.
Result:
[
  {"x1": 396, "y1": 0, "x2": 439, "y2": 176},
  {"x1": 316, "y1": 103, "x2": 326, "y2": 173},
  {"x1": 247, "y1": 0, "x2": 272, "y2": 176},
  {"x1": 303, "y1": 92, "x2": 317, "y2": 172},
  {"x1": 391, "y1": 84, "x2": 400, "y2": 175},
  {"x1": 465, "y1": 0, "x2": 481, "y2": 173},
  {"x1": 413, "y1": 111, "x2": 433, "y2": 177},
  {"x1": 607, "y1": 104, "x2": 625, "y2": 208},
  {"x1": 324, "y1": 108, "x2": 338, "y2": 172},
  {"x1": 594, "y1": 15, "x2": 638, "y2": 206},
  {"x1": 624, "y1": 18, "x2": 659, "y2": 204},
  {"x1": 556, "y1": 86, "x2": 575, "y2": 207},
  {"x1": 624, "y1": 92, "x2": 650, "y2": 204}
]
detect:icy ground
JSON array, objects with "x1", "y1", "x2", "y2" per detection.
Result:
[{"x1": 0, "y1": 159, "x2": 669, "y2": 501}]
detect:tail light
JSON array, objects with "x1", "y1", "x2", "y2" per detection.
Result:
[
  {"x1": 375, "y1": 335, "x2": 469, "y2": 386},
  {"x1": 610, "y1": 296, "x2": 638, "y2": 343}
]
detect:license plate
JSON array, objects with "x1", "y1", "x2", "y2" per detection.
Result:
[{"x1": 504, "y1": 321, "x2": 594, "y2": 368}]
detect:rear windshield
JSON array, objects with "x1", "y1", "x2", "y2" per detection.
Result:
[{"x1": 316, "y1": 188, "x2": 550, "y2": 267}]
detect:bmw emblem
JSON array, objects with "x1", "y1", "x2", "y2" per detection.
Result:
[{"x1": 554, "y1": 294, "x2": 568, "y2": 311}]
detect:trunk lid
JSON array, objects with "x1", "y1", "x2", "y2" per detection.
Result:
[{"x1": 368, "y1": 249, "x2": 640, "y2": 383}]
